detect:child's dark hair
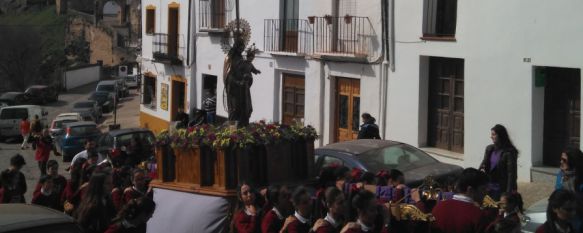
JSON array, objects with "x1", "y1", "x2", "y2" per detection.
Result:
[{"x1": 501, "y1": 192, "x2": 524, "y2": 213}]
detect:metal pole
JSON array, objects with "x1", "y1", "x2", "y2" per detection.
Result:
[{"x1": 235, "y1": 0, "x2": 240, "y2": 35}]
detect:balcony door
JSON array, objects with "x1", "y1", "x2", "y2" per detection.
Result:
[
  {"x1": 282, "y1": 74, "x2": 305, "y2": 125},
  {"x1": 168, "y1": 5, "x2": 179, "y2": 58},
  {"x1": 335, "y1": 77, "x2": 360, "y2": 142},
  {"x1": 281, "y1": 0, "x2": 299, "y2": 52}
]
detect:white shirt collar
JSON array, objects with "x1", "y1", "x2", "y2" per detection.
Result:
[
  {"x1": 272, "y1": 207, "x2": 284, "y2": 220},
  {"x1": 325, "y1": 213, "x2": 339, "y2": 228},
  {"x1": 357, "y1": 219, "x2": 373, "y2": 232},
  {"x1": 294, "y1": 211, "x2": 309, "y2": 224},
  {"x1": 452, "y1": 194, "x2": 475, "y2": 204},
  {"x1": 244, "y1": 207, "x2": 255, "y2": 216}
]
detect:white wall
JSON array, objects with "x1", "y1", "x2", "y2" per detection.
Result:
[
  {"x1": 64, "y1": 65, "x2": 101, "y2": 90},
  {"x1": 387, "y1": 0, "x2": 583, "y2": 181},
  {"x1": 140, "y1": 0, "x2": 193, "y2": 122}
]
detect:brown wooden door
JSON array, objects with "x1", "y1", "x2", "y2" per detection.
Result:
[
  {"x1": 171, "y1": 80, "x2": 186, "y2": 121},
  {"x1": 282, "y1": 74, "x2": 305, "y2": 125},
  {"x1": 168, "y1": 6, "x2": 179, "y2": 57},
  {"x1": 543, "y1": 67, "x2": 581, "y2": 166},
  {"x1": 428, "y1": 57, "x2": 464, "y2": 153},
  {"x1": 336, "y1": 77, "x2": 360, "y2": 142}
]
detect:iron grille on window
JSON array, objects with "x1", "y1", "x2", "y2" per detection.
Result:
[
  {"x1": 199, "y1": 0, "x2": 234, "y2": 30},
  {"x1": 264, "y1": 19, "x2": 312, "y2": 54},
  {"x1": 312, "y1": 16, "x2": 377, "y2": 58},
  {"x1": 152, "y1": 33, "x2": 185, "y2": 65}
]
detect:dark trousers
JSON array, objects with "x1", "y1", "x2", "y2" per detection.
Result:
[{"x1": 38, "y1": 160, "x2": 47, "y2": 176}]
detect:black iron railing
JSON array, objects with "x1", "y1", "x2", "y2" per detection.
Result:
[
  {"x1": 152, "y1": 33, "x2": 184, "y2": 64},
  {"x1": 264, "y1": 19, "x2": 312, "y2": 54},
  {"x1": 312, "y1": 16, "x2": 377, "y2": 57},
  {"x1": 199, "y1": 0, "x2": 234, "y2": 30}
]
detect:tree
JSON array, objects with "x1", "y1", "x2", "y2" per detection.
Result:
[{"x1": 0, "y1": 27, "x2": 43, "y2": 90}]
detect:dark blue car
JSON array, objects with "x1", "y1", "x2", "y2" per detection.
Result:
[
  {"x1": 315, "y1": 140, "x2": 463, "y2": 187},
  {"x1": 56, "y1": 121, "x2": 101, "y2": 162}
]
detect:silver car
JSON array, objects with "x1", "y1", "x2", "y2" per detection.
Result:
[
  {"x1": 124, "y1": 75, "x2": 139, "y2": 89},
  {"x1": 72, "y1": 101, "x2": 102, "y2": 122}
]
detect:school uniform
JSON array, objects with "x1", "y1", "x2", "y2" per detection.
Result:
[
  {"x1": 315, "y1": 213, "x2": 341, "y2": 233},
  {"x1": 431, "y1": 194, "x2": 487, "y2": 233},
  {"x1": 286, "y1": 211, "x2": 311, "y2": 233},
  {"x1": 111, "y1": 188, "x2": 123, "y2": 211},
  {"x1": 262, "y1": 208, "x2": 285, "y2": 233},
  {"x1": 343, "y1": 220, "x2": 389, "y2": 233},
  {"x1": 32, "y1": 188, "x2": 62, "y2": 210},
  {"x1": 123, "y1": 186, "x2": 152, "y2": 204},
  {"x1": 234, "y1": 208, "x2": 260, "y2": 233}
]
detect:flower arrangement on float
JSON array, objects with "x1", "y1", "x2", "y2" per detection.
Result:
[{"x1": 155, "y1": 121, "x2": 319, "y2": 149}]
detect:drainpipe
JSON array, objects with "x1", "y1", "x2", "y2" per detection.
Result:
[
  {"x1": 389, "y1": 0, "x2": 396, "y2": 71},
  {"x1": 379, "y1": 0, "x2": 390, "y2": 139},
  {"x1": 186, "y1": 0, "x2": 192, "y2": 66},
  {"x1": 319, "y1": 61, "x2": 326, "y2": 147}
]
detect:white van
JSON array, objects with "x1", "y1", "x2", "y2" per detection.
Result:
[{"x1": 0, "y1": 105, "x2": 48, "y2": 139}]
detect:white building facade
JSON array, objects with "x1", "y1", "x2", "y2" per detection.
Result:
[
  {"x1": 141, "y1": 0, "x2": 582, "y2": 182},
  {"x1": 386, "y1": 0, "x2": 583, "y2": 181},
  {"x1": 139, "y1": 0, "x2": 195, "y2": 133}
]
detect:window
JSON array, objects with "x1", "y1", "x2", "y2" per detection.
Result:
[
  {"x1": 146, "y1": 7, "x2": 155, "y2": 34},
  {"x1": 142, "y1": 75, "x2": 157, "y2": 109},
  {"x1": 0, "y1": 108, "x2": 28, "y2": 120},
  {"x1": 200, "y1": 0, "x2": 232, "y2": 30},
  {"x1": 423, "y1": 0, "x2": 457, "y2": 38},
  {"x1": 69, "y1": 126, "x2": 100, "y2": 136},
  {"x1": 359, "y1": 144, "x2": 437, "y2": 172},
  {"x1": 322, "y1": 156, "x2": 344, "y2": 168}
]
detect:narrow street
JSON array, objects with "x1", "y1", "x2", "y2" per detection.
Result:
[{"x1": 0, "y1": 82, "x2": 140, "y2": 202}]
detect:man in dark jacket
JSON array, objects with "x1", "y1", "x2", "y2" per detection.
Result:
[{"x1": 357, "y1": 113, "x2": 381, "y2": 139}]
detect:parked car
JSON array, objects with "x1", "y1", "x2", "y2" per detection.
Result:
[
  {"x1": 0, "y1": 105, "x2": 47, "y2": 140},
  {"x1": 97, "y1": 128, "x2": 155, "y2": 164},
  {"x1": 56, "y1": 121, "x2": 101, "y2": 162},
  {"x1": 72, "y1": 101, "x2": 102, "y2": 122},
  {"x1": 0, "y1": 204, "x2": 82, "y2": 233},
  {"x1": 124, "y1": 75, "x2": 140, "y2": 89},
  {"x1": 88, "y1": 91, "x2": 115, "y2": 113},
  {"x1": 315, "y1": 140, "x2": 463, "y2": 187},
  {"x1": 96, "y1": 80, "x2": 121, "y2": 101},
  {"x1": 24, "y1": 85, "x2": 59, "y2": 105},
  {"x1": 0, "y1": 92, "x2": 27, "y2": 106},
  {"x1": 49, "y1": 113, "x2": 83, "y2": 139}
]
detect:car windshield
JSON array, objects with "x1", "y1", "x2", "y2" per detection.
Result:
[
  {"x1": 97, "y1": 84, "x2": 115, "y2": 92},
  {"x1": 55, "y1": 119, "x2": 78, "y2": 129},
  {"x1": 358, "y1": 144, "x2": 438, "y2": 172},
  {"x1": 90, "y1": 93, "x2": 108, "y2": 101},
  {"x1": 115, "y1": 132, "x2": 155, "y2": 147},
  {"x1": 69, "y1": 125, "x2": 99, "y2": 136},
  {"x1": 74, "y1": 102, "x2": 94, "y2": 108}
]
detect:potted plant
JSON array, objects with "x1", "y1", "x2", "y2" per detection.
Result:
[
  {"x1": 308, "y1": 16, "x2": 315, "y2": 24},
  {"x1": 344, "y1": 14, "x2": 353, "y2": 24},
  {"x1": 324, "y1": 14, "x2": 333, "y2": 25}
]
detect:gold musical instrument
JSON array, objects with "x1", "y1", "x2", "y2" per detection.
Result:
[{"x1": 482, "y1": 195, "x2": 499, "y2": 208}]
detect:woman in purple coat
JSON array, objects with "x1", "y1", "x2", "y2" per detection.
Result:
[{"x1": 480, "y1": 124, "x2": 518, "y2": 201}]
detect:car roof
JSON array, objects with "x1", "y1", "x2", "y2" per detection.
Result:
[
  {"x1": 0, "y1": 105, "x2": 41, "y2": 109},
  {"x1": 27, "y1": 85, "x2": 48, "y2": 89},
  {"x1": 56, "y1": 113, "x2": 81, "y2": 118},
  {"x1": 65, "y1": 121, "x2": 97, "y2": 127},
  {"x1": 54, "y1": 116, "x2": 80, "y2": 122},
  {"x1": 0, "y1": 204, "x2": 76, "y2": 232},
  {"x1": 98, "y1": 80, "x2": 117, "y2": 85},
  {"x1": 1, "y1": 92, "x2": 24, "y2": 96},
  {"x1": 107, "y1": 128, "x2": 153, "y2": 136},
  {"x1": 317, "y1": 139, "x2": 402, "y2": 155}
]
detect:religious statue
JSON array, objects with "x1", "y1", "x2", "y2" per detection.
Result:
[{"x1": 223, "y1": 37, "x2": 261, "y2": 127}]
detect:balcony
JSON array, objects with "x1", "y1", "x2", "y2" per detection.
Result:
[
  {"x1": 311, "y1": 16, "x2": 377, "y2": 60},
  {"x1": 199, "y1": 0, "x2": 234, "y2": 32},
  {"x1": 152, "y1": 33, "x2": 185, "y2": 65},
  {"x1": 264, "y1": 19, "x2": 312, "y2": 55}
]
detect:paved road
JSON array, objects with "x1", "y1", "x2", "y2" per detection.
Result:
[{"x1": 0, "y1": 82, "x2": 140, "y2": 202}]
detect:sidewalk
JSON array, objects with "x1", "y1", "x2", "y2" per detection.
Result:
[
  {"x1": 518, "y1": 181, "x2": 554, "y2": 208},
  {"x1": 98, "y1": 89, "x2": 140, "y2": 131}
]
